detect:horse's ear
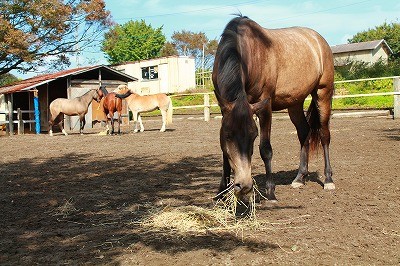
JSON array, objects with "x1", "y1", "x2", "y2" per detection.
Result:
[
  {"x1": 250, "y1": 98, "x2": 269, "y2": 114},
  {"x1": 214, "y1": 90, "x2": 234, "y2": 114}
]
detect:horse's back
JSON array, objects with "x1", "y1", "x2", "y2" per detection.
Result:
[
  {"x1": 240, "y1": 19, "x2": 334, "y2": 109},
  {"x1": 127, "y1": 93, "x2": 170, "y2": 112},
  {"x1": 49, "y1": 97, "x2": 85, "y2": 116}
]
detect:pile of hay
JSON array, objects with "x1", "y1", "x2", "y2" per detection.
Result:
[{"x1": 141, "y1": 181, "x2": 267, "y2": 234}]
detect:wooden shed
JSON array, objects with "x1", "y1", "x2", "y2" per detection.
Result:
[{"x1": 0, "y1": 65, "x2": 137, "y2": 134}]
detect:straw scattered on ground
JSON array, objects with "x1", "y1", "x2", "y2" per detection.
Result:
[{"x1": 141, "y1": 180, "x2": 271, "y2": 234}]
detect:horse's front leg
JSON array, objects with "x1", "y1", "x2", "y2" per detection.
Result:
[
  {"x1": 109, "y1": 112, "x2": 115, "y2": 135},
  {"x1": 258, "y1": 109, "x2": 277, "y2": 201},
  {"x1": 138, "y1": 114, "x2": 144, "y2": 132},
  {"x1": 132, "y1": 112, "x2": 139, "y2": 133},
  {"x1": 215, "y1": 153, "x2": 232, "y2": 199}
]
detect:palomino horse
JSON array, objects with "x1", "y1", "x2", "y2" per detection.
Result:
[
  {"x1": 114, "y1": 85, "x2": 173, "y2": 132},
  {"x1": 99, "y1": 86, "x2": 130, "y2": 135},
  {"x1": 49, "y1": 87, "x2": 104, "y2": 136},
  {"x1": 212, "y1": 16, "x2": 335, "y2": 201}
]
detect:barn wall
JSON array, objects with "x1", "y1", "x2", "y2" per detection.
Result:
[
  {"x1": 333, "y1": 46, "x2": 390, "y2": 66},
  {"x1": 114, "y1": 56, "x2": 196, "y2": 95}
]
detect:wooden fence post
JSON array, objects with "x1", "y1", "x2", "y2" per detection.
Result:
[
  {"x1": 17, "y1": 108, "x2": 23, "y2": 135},
  {"x1": 394, "y1": 77, "x2": 400, "y2": 119},
  {"x1": 204, "y1": 93, "x2": 210, "y2": 122}
]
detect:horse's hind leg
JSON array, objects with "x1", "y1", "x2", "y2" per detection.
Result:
[
  {"x1": 54, "y1": 113, "x2": 68, "y2": 136},
  {"x1": 117, "y1": 112, "x2": 121, "y2": 134},
  {"x1": 49, "y1": 113, "x2": 56, "y2": 136},
  {"x1": 288, "y1": 104, "x2": 311, "y2": 188},
  {"x1": 160, "y1": 110, "x2": 166, "y2": 132},
  {"x1": 315, "y1": 89, "x2": 334, "y2": 190}
]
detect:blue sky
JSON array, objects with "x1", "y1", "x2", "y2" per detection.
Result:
[{"x1": 13, "y1": 0, "x2": 400, "y2": 78}]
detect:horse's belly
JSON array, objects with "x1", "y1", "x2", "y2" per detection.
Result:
[{"x1": 272, "y1": 88, "x2": 313, "y2": 110}]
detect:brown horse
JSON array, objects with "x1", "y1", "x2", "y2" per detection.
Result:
[
  {"x1": 49, "y1": 87, "x2": 104, "y2": 136},
  {"x1": 114, "y1": 85, "x2": 173, "y2": 132},
  {"x1": 100, "y1": 86, "x2": 130, "y2": 135},
  {"x1": 212, "y1": 16, "x2": 335, "y2": 201}
]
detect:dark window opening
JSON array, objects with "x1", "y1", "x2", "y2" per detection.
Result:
[{"x1": 141, "y1": 66, "x2": 158, "y2": 80}]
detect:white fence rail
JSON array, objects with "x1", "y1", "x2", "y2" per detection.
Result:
[
  {"x1": 2, "y1": 76, "x2": 400, "y2": 135},
  {"x1": 178, "y1": 76, "x2": 400, "y2": 121}
]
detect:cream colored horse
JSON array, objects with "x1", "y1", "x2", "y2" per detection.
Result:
[
  {"x1": 49, "y1": 88, "x2": 103, "y2": 136},
  {"x1": 114, "y1": 85, "x2": 173, "y2": 132}
]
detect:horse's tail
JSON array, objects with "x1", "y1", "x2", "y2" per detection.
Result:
[
  {"x1": 116, "y1": 91, "x2": 132, "y2": 99},
  {"x1": 306, "y1": 99, "x2": 322, "y2": 156},
  {"x1": 166, "y1": 96, "x2": 173, "y2": 125}
]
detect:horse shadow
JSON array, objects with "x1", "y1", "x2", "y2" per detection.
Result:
[{"x1": 253, "y1": 170, "x2": 323, "y2": 204}]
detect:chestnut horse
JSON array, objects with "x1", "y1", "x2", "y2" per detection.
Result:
[
  {"x1": 114, "y1": 85, "x2": 173, "y2": 132},
  {"x1": 100, "y1": 86, "x2": 130, "y2": 135},
  {"x1": 212, "y1": 16, "x2": 335, "y2": 201},
  {"x1": 49, "y1": 87, "x2": 103, "y2": 136}
]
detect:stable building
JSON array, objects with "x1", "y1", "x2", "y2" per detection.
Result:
[
  {"x1": 0, "y1": 65, "x2": 137, "y2": 134},
  {"x1": 331, "y1": 39, "x2": 393, "y2": 66},
  {"x1": 112, "y1": 55, "x2": 196, "y2": 95}
]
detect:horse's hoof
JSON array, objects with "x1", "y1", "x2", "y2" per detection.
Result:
[
  {"x1": 324, "y1": 183, "x2": 336, "y2": 190},
  {"x1": 291, "y1": 181, "x2": 304, "y2": 189}
]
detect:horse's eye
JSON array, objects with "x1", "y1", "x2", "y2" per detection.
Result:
[{"x1": 225, "y1": 132, "x2": 233, "y2": 140}]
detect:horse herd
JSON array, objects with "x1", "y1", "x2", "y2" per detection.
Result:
[
  {"x1": 48, "y1": 15, "x2": 336, "y2": 202},
  {"x1": 48, "y1": 84, "x2": 173, "y2": 136}
]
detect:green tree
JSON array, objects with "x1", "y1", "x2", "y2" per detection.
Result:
[
  {"x1": 0, "y1": 73, "x2": 19, "y2": 86},
  {"x1": 348, "y1": 21, "x2": 400, "y2": 57},
  {"x1": 0, "y1": 0, "x2": 112, "y2": 75},
  {"x1": 102, "y1": 20, "x2": 166, "y2": 64},
  {"x1": 160, "y1": 42, "x2": 178, "y2": 57}
]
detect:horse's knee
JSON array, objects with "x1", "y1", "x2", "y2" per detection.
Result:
[{"x1": 259, "y1": 141, "x2": 273, "y2": 161}]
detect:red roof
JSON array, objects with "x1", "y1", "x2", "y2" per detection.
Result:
[{"x1": 0, "y1": 65, "x2": 136, "y2": 94}]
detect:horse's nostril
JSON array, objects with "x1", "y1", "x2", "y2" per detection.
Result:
[{"x1": 234, "y1": 183, "x2": 242, "y2": 192}]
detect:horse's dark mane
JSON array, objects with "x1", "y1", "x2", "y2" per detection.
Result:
[
  {"x1": 215, "y1": 15, "x2": 272, "y2": 105},
  {"x1": 215, "y1": 16, "x2": 249, "y2": 103}
]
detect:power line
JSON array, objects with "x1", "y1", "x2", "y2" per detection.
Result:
[
  {"x1": 113, "y1": 0, "x2": 271, "y2": 21},
  {"x1": 261, "y1": 0, "x2": 375, "y2": 23}
]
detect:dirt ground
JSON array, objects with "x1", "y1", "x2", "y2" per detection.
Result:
[{"x1": 1, "y1": 114, "x2": 399, "y2": 265}]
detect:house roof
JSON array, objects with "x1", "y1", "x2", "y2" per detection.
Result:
[
  {"x1": 111, "y1": 55, "x2": 195, "y2": 66},
  {"x1": 0, "y1": 65, "x2": 137, "y2": 94},
  {"x1": 331, "y1": 39, "x2": 393, "y2": 55}
]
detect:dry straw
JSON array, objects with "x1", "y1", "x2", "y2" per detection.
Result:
[
  {"x1": 141, "y1": 179, "x2": 269, "y2": 234},
  {"x1": 50, "y1": 198, "x2": 78, "y2": 218}
]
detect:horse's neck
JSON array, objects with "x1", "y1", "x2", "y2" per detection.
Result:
[{"x1": 79, "y1": 90, "x2": 95, "y2": 106}]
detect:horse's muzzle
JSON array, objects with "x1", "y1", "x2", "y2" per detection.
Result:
[{"x1": 233, "y1": 180, "x2": 253, "y2": 199}]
